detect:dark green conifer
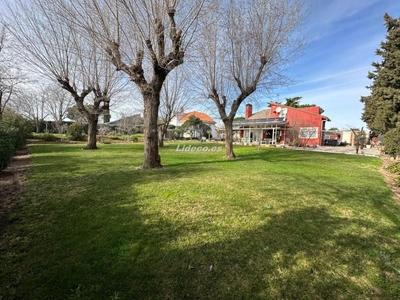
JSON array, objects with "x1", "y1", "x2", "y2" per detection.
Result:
[{"x1": 361, "y1": 13, "x2": 400, "y2": 134}]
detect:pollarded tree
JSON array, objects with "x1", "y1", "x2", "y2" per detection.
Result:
[
  {"x1": 61, "y1": 0, "x2": 207, "y2": 168},
  {"x1": 4, "y1": 0, "x2": 124, "y2": 149},
  {"x1": 194, "y1": 0, "x2": 306, "y2": 158},
  {"x1": 361, "y1": 13, "x2": 400, "y2": 135}
]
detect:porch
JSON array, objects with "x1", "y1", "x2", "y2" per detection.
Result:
[{"x1": 232, "y1": 118, "x2": 288, "y2": 145}]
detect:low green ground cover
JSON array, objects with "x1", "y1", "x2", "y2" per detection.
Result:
[{"x1": 1, "y1": 143, "x2": 399, "y2": 299}]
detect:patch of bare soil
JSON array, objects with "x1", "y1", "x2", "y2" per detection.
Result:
[
  {"x1": 379, "y1": 155, "x2": 400, "y2": 203},
  {"x1": 0, "y1": 149, "x2": 32, "y2": 235}
]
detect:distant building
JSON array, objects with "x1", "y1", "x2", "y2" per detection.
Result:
[
  {"x1": 103, "y1": 114, "x2": 144, "y2": 134},
  {"x1": 339, "y1": 129, "x2": 370, "y2": 146},
  {"x1": 170, "y1": 110, "x2": 217, "y2": 139}
]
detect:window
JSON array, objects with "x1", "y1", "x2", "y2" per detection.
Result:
[{"x1": 299, "y1": 127, "x2": 318, "y2": 139}]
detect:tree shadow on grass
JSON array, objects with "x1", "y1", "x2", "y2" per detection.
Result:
[
  {"x1": 2, "y1": 145, "x2": 399, "y2": 299},
  {"x1": 169, "y1": 207, "x2": 399, "y2": 299},
  {"x1": 38, "y1": 205, "x2": 399, "y2": 299},
  {"x1": 8, "y1": 203, "x2": 398, "y2": 299},
  {"x1": 0, "y1": 149, "x2": 225, "y2": 298}
]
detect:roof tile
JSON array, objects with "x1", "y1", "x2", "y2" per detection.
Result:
[{"x1": 180, "y1": 111, "x2": 216, "y2": 124}]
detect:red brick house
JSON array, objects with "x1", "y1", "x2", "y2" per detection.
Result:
[{"x1": 232, "y1": 102, "x2": 330, "y2": 146}]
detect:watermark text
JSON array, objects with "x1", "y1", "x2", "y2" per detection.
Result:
[{"x1": 176, "y1": 145, "x2": 223, "y2": 152}]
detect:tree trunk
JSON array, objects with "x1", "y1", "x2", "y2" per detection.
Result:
[
  {"x1": 85, "y1": 115, "x2": 98, "y2": 150},
  {"x1": 0, "y1": 92, "x2": 3, "y2": 121},
  {"x1": 103, "y1": 113, "x2": 111, "y2": 123},
  {"x1": 158, "y1": 124, "x2": 169, "y2": 147},
  {"x1": 55, "y1": 120, "x2": 63, "y2": 134},
  {"x1": 142, "y1": 92, "x2": 162, "y2": 169},
  {"x1": 35, "y1": 118, "x2": 40, "y2": 133},
  {"x1": 224, "y1": 120, "x2": 236, "y2": 158},
  {"x1": 158, "y1": 128, "x2": 165, "y2": 147}
]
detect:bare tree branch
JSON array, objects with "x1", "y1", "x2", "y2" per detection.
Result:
[
  {"x1": 193, "y1": 0, "x2": 306, "y2": 158},
  {"x1": 4, "y1": 0, "x2": 125, "y2": 149}
]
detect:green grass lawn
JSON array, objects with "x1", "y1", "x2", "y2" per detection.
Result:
[{"x1": 1, "y1": 143, "x2": 399, "y2": 299}]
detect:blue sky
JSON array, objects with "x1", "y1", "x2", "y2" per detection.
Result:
[{"x1": 245, "y1": 0, "x2": 400, "y2": 130}]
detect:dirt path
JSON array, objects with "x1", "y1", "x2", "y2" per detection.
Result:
[{"x1": 0, "y1": 149, "x2": 32, "y2": 235}]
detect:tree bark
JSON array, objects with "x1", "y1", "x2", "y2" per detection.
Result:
[
  {"x1": 158, "y1": 126, "x2": 165, "y2": 147},
  {"x1": 0, "y1": 92, "x2": 3, "y2": 121},
  {"x1": 56, "y1": 120, "x2": 63, "y2": 134},
  {"x1": 85, "y1": 115, "x2": 99, "y2": 150},
  {"x1": 142, "y1": 90, "x2": 162, "y2": 168},
  {"x1": 224, "y1": 120, "x2": 236, "y2": 158}
]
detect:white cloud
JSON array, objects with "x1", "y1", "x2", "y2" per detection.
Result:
[
  {"x1": 310, "y1": 0, "x2": 379, "y2": 26},
  {"x1": 293, "y1": 66, "x2": 370, "y2": 87}
]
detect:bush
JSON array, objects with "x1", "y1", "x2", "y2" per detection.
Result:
[
  {"x1": 35, "y1": 133, "x2": 58, "y2": 142},
  {"x1": 66, "y1": 123, "x2": 84, "y2": 141},
  {"x1": 0, "y1": 111, "x2": 32, "y2": 171},
  {"x1": 0, "y1": 125, "x2": 17, "y2": 171},
  {"x1": 129, "y1": 135, "x2": 139, "y2": 142},
  {"x1": 1, "y1": 111, "x2": 32, "y2": 149},
  {"x1": 383, "y1": 127, "x2": 400, "y2": 156},
  {"x1": 387, "y1": 162, "x2": 400, "y2": 175}
]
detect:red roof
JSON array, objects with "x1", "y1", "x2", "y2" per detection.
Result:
[
  {"x1": 180, "y1": 111, "x2": 216, "y2": 124},
  {"x1": 269, "y1": 102, "x2": 330, "y2": 121}
]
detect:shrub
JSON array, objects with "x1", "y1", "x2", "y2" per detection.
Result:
[
  {"x1": 387, "y1": 162, "x2": 400, "y2": 175},
  {"x1": 66, "y1": 123, "x2": 84, "y2": 141},
  {"x1": 0, "y1": 111, "x2": 32, "y2": 171},
  {"x1": 129, "y1": 135, "x2": 139, "y2": 142},
  {"x1": 383, "y1": 127, "x2": 400, "y2": 156},
  {"x1": 0, "y1": 125, "x2": 17, "y2": 171},
  {"x1": 1, "y1": 110, "x2": 32, "y2": 149},
  {"x1": 36, "y1": 133, "x2": 58, "y2": 142}
]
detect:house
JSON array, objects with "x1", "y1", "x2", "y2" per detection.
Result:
[
  {"x1": 232, "y1": 103, "x2": 330, "y2": 146},
  {"x1": 170, "y1": 110, "x2": 217, "y2": 139},
  {"x1": 103, "y1": 114, "x2": 144, "y2": 134}
]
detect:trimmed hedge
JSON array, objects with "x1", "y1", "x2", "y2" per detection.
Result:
[
  {"x1": 0, "y1": 111, "x2": 32, "y2": 171},
  {"x1": 0, "y1": 125, "x2": 17, "y2": 170}
]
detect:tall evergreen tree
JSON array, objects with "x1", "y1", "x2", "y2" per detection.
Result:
[{"x1": 361, "y1": 13, "x2": 400, "y2": 134}]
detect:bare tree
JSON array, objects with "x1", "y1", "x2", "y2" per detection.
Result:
[
  {"x1": 4, "y1": 0, "x2": 125, "y2": 149},
  {"x1": 117, "y1": 110, "x2": 143, "y2": 138},
  {"x1": 158, "y1": 67, "x2": 193, "y2": 147},
  {"x1": 60, "y1": 0, "x2": 207, "y2": 168},
  {"x1": 43, "y1": 84, "x2": 73, "y2": 133},
  {"x1": 350, "y1": 127, "x2": 366, "y2": 154},
  {"x1": 13, "y1": 89, "x2": 48, "y2": 132},
  {"x1": 193, "y1": 0, "x2": 306, "y2": 158},
  {"x1": 0, "y1": 25, "x2": 24, "y2": 121}
]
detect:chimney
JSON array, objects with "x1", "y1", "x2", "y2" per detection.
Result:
[{"x1": 245, "y1": 104, "x2": 253, "y2": 119}]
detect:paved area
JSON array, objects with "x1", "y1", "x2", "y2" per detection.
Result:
[{"x1": 293, "y1": 145, "x2": 381, "y2": 157}]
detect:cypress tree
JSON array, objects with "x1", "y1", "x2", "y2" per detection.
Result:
[{"x1": 361, "y1": 13, "x2": 400, "y2": 134}]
